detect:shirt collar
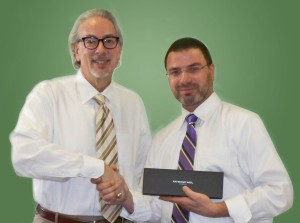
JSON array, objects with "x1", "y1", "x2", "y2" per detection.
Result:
[{"x1": 76, "y1": 70, "x2": 115, "y2": 104}]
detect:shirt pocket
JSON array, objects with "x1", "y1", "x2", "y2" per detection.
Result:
[{"x1": 195, "y1": 145, "x2": 238, "y2": 174}]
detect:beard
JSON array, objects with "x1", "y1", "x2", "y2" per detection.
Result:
[
  {"x1": 173, "y1": 76, "x2": 213, "y2": 109},
  {"x1": 89, "y1": 54, "x2": 112, "y2": 79},
  {"x1": 177, "y1": 87, "x2": 210, "y2": 108},
  {"x1": 90, "y1": 69, "x2": 110, "y2": 79}
]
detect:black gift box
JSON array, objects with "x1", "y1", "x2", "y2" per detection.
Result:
[{"x1": 143, "y1": 168, "x2": 224, "y2": 199}]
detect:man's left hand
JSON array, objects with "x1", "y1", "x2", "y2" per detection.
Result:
[{"x1": 160, "y1": 186, "x2": 229, "y2": 218}]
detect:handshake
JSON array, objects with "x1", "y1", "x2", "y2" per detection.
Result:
[{"x1": 91, "y1": 164, "x2": 134, "y2": 213}]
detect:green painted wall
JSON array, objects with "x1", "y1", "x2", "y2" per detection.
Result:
[{"x1": 1, "y1": 0, "x2": 299, "y2": 222}]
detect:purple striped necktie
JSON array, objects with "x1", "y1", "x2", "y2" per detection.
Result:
[{"x1": 171, "y1": 114, "x2": 198, "y2": 223}]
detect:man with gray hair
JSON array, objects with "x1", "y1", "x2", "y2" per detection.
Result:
[{"x1": 10, "y1": 8, "x2": 151, "y2": 223}]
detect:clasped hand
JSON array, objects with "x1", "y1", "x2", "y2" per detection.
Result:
[{"x1": 91, "y1": 164, "x2": 129, "y2": 205}]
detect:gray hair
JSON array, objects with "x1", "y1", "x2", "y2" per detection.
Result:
[{"x1": 68, "y1": 8, "x2": 123, "y2": 69}]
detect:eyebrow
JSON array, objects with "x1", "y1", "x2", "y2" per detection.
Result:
[
  {"x1": 84, "y1": 34, "x2": 117, "y2": 38},
  {"x1": 168, "y1": 62, "x2": 202, "y2": 71}
]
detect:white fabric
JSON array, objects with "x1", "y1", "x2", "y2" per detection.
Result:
[
  {"x1": 133, "y1": 93, "x2": 293, "y2": 223},
  {"x1": 10, "y1": 70, "x2": 152, "y2": 216}
]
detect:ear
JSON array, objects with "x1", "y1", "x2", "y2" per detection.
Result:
[
  {"x1": 73, "y1": 43, "x2": 81, "y2": 62},
  {"x1": 209, "y1": 63, "x2": 215, "y2": 81}
]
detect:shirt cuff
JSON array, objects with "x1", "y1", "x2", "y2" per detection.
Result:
[
  {"x1": 121, "y1": 190, "x2": 151, "y2": 221},
  {"x1": 225, "y1": 194, "x2": 252, "y2": 223},
  {"x1": 81, "y1": 156, "x2": 104, "y2": 178}
]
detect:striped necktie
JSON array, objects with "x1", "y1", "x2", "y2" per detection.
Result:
[
  {"x1": 171, "y1": 114, "x2": 198, "y2": 223},
  {"x1": 94, "y1": 94, "x2": 121, "y2": 223}
]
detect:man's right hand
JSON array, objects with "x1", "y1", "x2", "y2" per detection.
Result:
[
  {"x1": 91, "y1": 164, "x2": 134, "y2": 213},
  {"x1": 91, "y1": 164, "x2": 128, "y2": 204}
]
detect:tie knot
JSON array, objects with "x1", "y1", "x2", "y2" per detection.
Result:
[
  {"x1": 94, "y1": 94, "x2": 105, "y2": 105},
  {"x1": 186, "y1": 114, "x2": 198, "y2": 126}
]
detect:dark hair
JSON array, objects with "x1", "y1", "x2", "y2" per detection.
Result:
[{"x1": 164, "y1": 37, "x2": 213, "y2": 68}]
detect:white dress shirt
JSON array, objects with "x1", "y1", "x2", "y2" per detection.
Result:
[
  {"x1": 10, "y1": 71, "x2": 152, "y2": 216},
  {"x1": 137, "y1": 93, "x2": 293, "y2": 223}
]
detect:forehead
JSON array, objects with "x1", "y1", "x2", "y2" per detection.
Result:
[
  {"x1": 79, "y1": 16, "x2": 116, "y2": 37},
  {"x1": 166, "y1": 48, "x2": 206, "y2": 69}
]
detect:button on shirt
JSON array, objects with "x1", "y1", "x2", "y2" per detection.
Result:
[
  {"x1": 139, "y1": 93, "x2": 293, "y2": 223},
  {"x1": 10, "y1": 71, "x2": 152, "y2": 216}
]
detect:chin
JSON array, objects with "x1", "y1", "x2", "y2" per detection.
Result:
[{"x1": 91, "y1": 71, "x2": 110, "y2": 79}]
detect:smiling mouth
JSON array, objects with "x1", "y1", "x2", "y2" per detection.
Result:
[
  {"x1": 95, "y1": 59, "x2": 106, "y2": 63},
  {"x1": 180, "y1": 87, "x2": 195, "y2": 93},
  {"x1": 93, "y1": 59, "x2": 110, "y2": 66}
]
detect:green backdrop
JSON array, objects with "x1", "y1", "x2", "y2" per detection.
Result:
[{"x1": 1, "y1": 0, "x2": 299, "y2": 222}]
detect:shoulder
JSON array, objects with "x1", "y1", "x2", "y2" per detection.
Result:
[
  {"x1": 112, "y1": 82, "x2": 140, "y2": 96},
  {"x1": 218, "y1": 100, "x2": 265, "y2": 132},
  {"x1": 33, "y1": 75, "x2": 75, "y2": 92},
  {"x1": 29, "y1": 75, "x2": 75, "y2": 101},
  {"x1": 221, "y1": 100, "x2": 260, "y2": 120},
  {"x1": 111, "y1": 82, "x2": 144, "y2": 103},
  {"x1": 153, "y1": 116, "x2": 181, "y2": 141}
]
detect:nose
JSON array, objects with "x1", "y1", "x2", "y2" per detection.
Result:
[
  {"x1": 179, "y1": 70, "x2": 192, "y2": 83},
  {"x1": 95, "y1": 41, "x2": 106, "y2": 53}
]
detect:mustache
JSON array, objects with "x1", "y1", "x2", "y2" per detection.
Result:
[
  {"x1": 176, "y1": 83, "x2": 197, "y2": 89},
  {"x1": 92, "y1": 54, "x2": 109, "y2": 61}
]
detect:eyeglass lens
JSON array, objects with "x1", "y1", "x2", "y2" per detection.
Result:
[
  {"x1": 167, "y1": 64, "x2": 208, "y2": 77},
  {"x1": 82, "y1": 36, "x2": 119, "y2": 49}
]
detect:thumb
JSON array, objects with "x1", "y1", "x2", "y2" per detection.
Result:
[
  {"x1": 182, "y1": 186, "x2": 194, "y2": 197},
  {"x1": 110, "y1": 164, "x2": 118, "y2": 172},
  {"x1": 91, "y1": 177, "x2": 102, "y2": 184},
  {"x1": 183, "y1": 186, "x2": 209, "y2": 201}
]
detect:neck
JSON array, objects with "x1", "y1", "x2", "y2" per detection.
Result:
[
  {"x1": 92, "y1": 78, "x2": 111, "y2": 92},
  {"x1": 81, "y1": 70, "x2": 112, "y2": 92}
]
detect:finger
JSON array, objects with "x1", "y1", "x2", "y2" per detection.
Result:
[
  {"x1": 99, "y1": 181, "x2": 117, "y2": 194},
  {"x1": 100, "y1": 185, "x2": 117, "y2": 196},
  {"x1": 102, "y1": 191, "x2": 117, "y2": 202},
  {"x1": 159, "y1": 196, "x2": 181, "y2": 203},
  {"x1": 102, "y1": 190, "x2": 125, "y2": 204},
  {"x1": 114, "y1": 177, "x2": 125, "y2": 189},
  {"x1": 97, "y1": 180, "x2": 115, "y2": 191},
  {"x1": 91, "y1": 177, "x2": 102, "y2": 184}
]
